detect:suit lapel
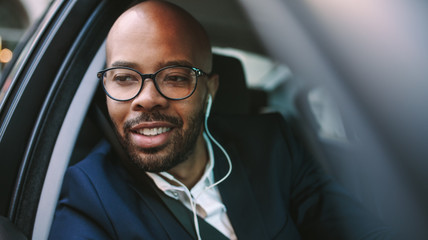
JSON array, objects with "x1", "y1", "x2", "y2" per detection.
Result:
[
  {"x1": 123, "y1": 170, "x2": 193, "y2": 240},
  {"x1": 212, "y1": 142, "x2": 269, "y2": 240}
]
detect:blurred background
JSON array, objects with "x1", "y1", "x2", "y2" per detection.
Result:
[{"x1": 0, "y1": 0, "x2": 50, "y2": 72}]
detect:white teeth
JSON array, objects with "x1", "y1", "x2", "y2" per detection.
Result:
[{"x1": 138, "y1": 127, "x2": 170, "y2": 136}]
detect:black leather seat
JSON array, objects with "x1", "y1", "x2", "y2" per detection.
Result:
[{"x1": 211, "y1": 54, "x2": 250, "y2": 115}]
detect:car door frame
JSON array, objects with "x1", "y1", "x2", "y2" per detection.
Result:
[{"x1": 0, "y1": 0, "x2": 133, "y2": 237}]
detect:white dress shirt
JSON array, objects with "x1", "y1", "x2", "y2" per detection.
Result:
[{"x1": 147, "y1": 133, "x2": 237, "y2": 239}]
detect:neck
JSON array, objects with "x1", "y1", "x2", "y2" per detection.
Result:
[{"x1": 166, "y1": 133, "x2": 208, "y2": 189}]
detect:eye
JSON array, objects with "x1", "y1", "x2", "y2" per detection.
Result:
[
  {"x1": 113, "y1": 74, "x2": 138, "y2": 82},
  {"x1": 156, "y1": 67, "x2": 195, "y2": 88},
  {"x1": 111, "y1": 73, "x2": 140, "y2": 86},
  {"x1": 164, "y1": 74, "x2": 191, "y2": 82}
]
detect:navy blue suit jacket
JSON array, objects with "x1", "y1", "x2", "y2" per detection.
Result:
[{"x1": 49, "y1": 113, "x2": 389, "y2": 239}]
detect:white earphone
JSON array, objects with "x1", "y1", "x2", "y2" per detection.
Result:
[
  {"x1": 203, "y1": 94, "x2": 232, "y2": 192},
  {"x1": 205, "y1": 94, "x2": 213, "y2": 119}
]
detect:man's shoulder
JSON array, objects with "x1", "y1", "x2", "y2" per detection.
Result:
[
  {"x1": 71, "y1": 140, "x2": 112, "y2": 171},
  {"x1": 64, "y1": 140, "x2": 118, "y2": 190},
  {"x1": 61, "y1": 140, "x2": 134, "y2": 210}
]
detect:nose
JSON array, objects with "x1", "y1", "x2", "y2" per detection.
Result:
[{"x1": 131, "y1": 78, "x2": 168, "y2": 111}]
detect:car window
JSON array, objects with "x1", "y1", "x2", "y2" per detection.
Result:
[{"x1": 0, "y1": 0, "x2": 52, "y2": 104}]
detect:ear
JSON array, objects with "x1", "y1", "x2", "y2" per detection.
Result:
[{"x1": 206, "y1": 73, "x2": 219, "y2": 100}]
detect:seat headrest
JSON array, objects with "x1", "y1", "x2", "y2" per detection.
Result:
[{"x1": 211, "y1": 54, "x2": 250, "y2": 115}]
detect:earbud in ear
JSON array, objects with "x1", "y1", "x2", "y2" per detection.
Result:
[{"x1": 206, "y1": 94, "x2": 212, "y2": 118}]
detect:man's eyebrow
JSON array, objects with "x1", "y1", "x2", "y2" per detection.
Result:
[
  {"x1": 110, "y1": 61, "x2": 139, "y2": 68},
  {"x1": 110, "y1": 60, "x2": 199, "y2": 71},
  {"x1": 156, "y1": 60, "x2": 194, "y2": 69}
]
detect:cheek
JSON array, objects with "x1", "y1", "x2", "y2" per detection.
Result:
[
  {"x1": 106, "y1": 99, "x2": 129, "y2": 133},
  {"x1": 176, "y1": 99, "x2": 205, "y2": 128}
]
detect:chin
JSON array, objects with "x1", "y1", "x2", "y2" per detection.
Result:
[{"x1": 127, "y1": 144, "x2": 189, "y2": 173}]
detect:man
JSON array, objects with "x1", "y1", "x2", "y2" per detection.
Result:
[{"x1": 49, "y1": 1, "x2": 391, "y2": 239}]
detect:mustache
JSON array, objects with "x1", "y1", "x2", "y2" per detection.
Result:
[{"x1": 123, "y1": 111, "x2": 183, "y2": 130}]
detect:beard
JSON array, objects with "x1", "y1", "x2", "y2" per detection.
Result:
[{"x1": 113, "y1": 107, "x2": 205, "y2": 173}]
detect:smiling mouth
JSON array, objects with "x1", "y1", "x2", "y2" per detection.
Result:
[{"x1": 135, "y1": 127, "x2": 171, "y2": 136}]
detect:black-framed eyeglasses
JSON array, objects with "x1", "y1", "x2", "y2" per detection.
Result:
[{"x1": 97, "y1": 65, "x2": 207, "y2": 101}]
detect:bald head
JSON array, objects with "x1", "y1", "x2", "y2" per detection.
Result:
[{"x1": 106, "y1": 0, "x2": 212, "y2": 72}]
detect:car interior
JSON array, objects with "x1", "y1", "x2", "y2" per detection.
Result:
[
  {"x1": 1, "y1": 0, "x2": 378, "y2": 238},
  {"x1": 26, "y1": 31, "x2": 351, "y2": 240},
  {"x1": 33, "y1": 37, "x2": 360, "y2": 240},
  {"x1": 2, "y1": 0, "x2": 428, "y2": 239}
]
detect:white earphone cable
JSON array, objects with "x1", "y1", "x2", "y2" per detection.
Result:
[{"x1": 203, "y1": 95, "x2": 233, "y2": 192}]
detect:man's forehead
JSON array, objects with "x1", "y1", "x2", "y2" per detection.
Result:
[{"x1": 106, "y1": 0, "x2": 212, "y2": 72}]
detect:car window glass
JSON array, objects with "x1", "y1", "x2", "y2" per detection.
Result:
[{"x1": 0, "y1": 0, "x2": 52, "y2": 103}]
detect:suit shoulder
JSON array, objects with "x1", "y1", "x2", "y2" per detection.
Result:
[
  {"x1": 61, "y1": 140, "x2": 119, "y2": 209},
  {"x1": 53, "y1": 140, "x2": 123, "y2": 239},
  {"x1": 72, "y1": 140, "x2": 111, "y2": 168}
]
